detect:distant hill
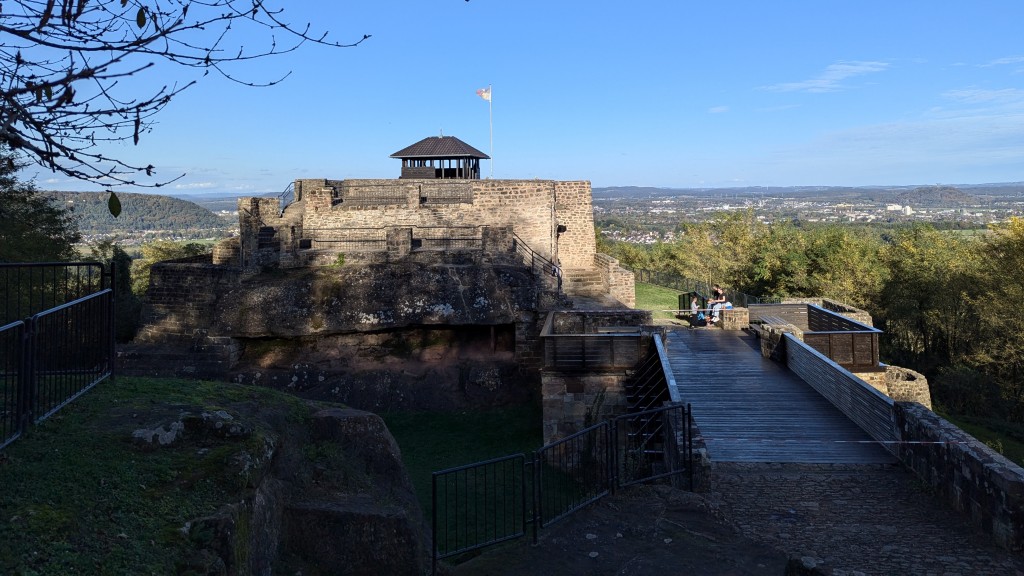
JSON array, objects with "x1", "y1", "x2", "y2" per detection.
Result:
[
  {"x1": 593, "y1": 182, "x2": 1024, "y2": 202},
  {"x1": 895, "y1": 185, "x2": 976, "y2": 207},
  {"x1": 42, "y1": 191, "x2": 234, "y2": 237}
]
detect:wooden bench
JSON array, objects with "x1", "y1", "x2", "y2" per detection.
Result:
[{"x1": 757, "y1": 315, "x2": 790, "y2": 326}]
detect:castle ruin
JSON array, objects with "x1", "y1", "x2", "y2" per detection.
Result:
[{"x1": 123, "y1": 136, "x2": 638, "y2": 411}]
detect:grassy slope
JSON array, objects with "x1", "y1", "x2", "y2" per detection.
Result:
[
  {"x1": 383, "y1": 404, "x2": 543, "y2": 517},
  {"x1": 941, "y1": 414, "x2": 1024, "y2": 466},
  {"x1": 0, "y1": 377, "x2": 308, "y2": 576},
  {"x1": 634, "y1": 282, "x2": 685, "y2": 320}
]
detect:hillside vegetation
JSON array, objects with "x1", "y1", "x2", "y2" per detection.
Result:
[
  {"x1": 608, "y1": 214, "x2": 1024, "y2": 434},
  {"x1": 42, "y1": 191, "x2": 235, "y2": 240}
]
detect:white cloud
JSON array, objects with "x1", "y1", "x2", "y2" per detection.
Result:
[
  {"x1": 762, "y1": 61, "x2": 889, "y2": 93},
  {"x1": 981, "y1": 56, "x2": 1024, "y2": 67},
  {"x1": 943, "y1": 88, "x2": 1024, "y2": 105},
  {"x1": 708, "y1": 106, "x2": 729, "y2": 114},
  {"x1": 173, "y1": 181, "x2": 216, "y2": 190}
]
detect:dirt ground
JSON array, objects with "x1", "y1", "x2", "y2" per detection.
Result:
[{"x1": 445, "y1": 485, "x2": 789, "y2": 576}]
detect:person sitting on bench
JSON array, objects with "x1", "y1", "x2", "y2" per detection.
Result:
[{"x1": 708, "y1": 284, "x2": 726, "y2": 325}]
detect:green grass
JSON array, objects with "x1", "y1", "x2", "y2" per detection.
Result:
[
  {"x1": 634, "y1": 282, "x2": 686, "y2": 320},
  {"x1": 0, "y1": 376, "x2": 309, "y2": 576},
  {"x1": 383, "y1": 404, "x2": 543, "y2": 517},
  {"x1": 940, "y1": 414, "x2": 1024, "y2": 466}
]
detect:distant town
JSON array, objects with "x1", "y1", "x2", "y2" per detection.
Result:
[
  {"x1": 46, "y1": 182, "x2": 1024, "y2": 249},
  {"x1": 593, "y1": 183, "x2": 1024, "y2": 244}
]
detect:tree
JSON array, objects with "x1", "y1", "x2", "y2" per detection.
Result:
[
  {"x1": 969, "y1": 218, "x2": 1024, "y2": 420},
  {"x1": 0, "y1": 146, "x2": 81, "y2": 261},
  {"x1": 876, "y1": 224, "x2": 982, "y2": 372},
  {"x1": 88, "y1": 239, "x2": 141, "y2": 341},
  {"x1": 1, "y1": 1, "x2": 367, "y2": 190},
  {"x1": 130, "y1": 239, "x2": 208, "y2": 295}
]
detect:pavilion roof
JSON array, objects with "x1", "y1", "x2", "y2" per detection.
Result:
[{"x1": 390, "y1": 136, "x2": 490, "y2": 160}]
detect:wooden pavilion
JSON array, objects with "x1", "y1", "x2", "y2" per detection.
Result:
[{"x1": 390, "y1": 136, "x2": 490, "y2": 180}]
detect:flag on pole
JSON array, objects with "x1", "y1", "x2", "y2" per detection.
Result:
[{"x1": 476, "y1": 86, "x2": 491, "y2": 102}]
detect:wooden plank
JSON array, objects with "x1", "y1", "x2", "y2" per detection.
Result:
[{"x1": 665, "y1": 329, "x2": 894, "y2": 465}]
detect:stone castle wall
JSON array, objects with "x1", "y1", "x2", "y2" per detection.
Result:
[
  {"x1": 233, "y1": 177, "x2": 635, "y2": 307},
  {"x1": 895, "y1": 402, "x2": 1024, "y2": 553},
  {"x1": 292, "y1": 178, "x2": 587, "y2": 265}
]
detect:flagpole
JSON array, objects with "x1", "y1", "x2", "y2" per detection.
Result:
[{"x1": 488, "y1": 84, "x2": 493, "y2": 178}]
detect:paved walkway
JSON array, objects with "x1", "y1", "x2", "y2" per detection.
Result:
[
  {"x1": 710, "y1": 463, "x2": 1024, "y2": 575},
  {"x1": 665, "y1": 328, "x2": 893, "y2": 464}
]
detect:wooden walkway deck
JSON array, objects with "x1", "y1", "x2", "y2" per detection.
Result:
[{"x1": 665, "y1": 328, "x2": 895, "y2": 464}]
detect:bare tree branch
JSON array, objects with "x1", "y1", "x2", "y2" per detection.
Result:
[{"x1": 0, "y1": 0, "x2": 368, "y2": 187}]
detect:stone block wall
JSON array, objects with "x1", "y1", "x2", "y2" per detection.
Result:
[
  {"x1": 126, "y1": 257, "x2": 243, "y2": 378},
  {"x1": 549, "y1": 309, "x2": 652, "y2": 334},
  {"x1": 213, "y1": 237, "x2": 241, "y2": 266},
  {"x1": 885, "y1": 366, "x2": 933, "y2": 409},
  {"x1": 853, "y1": 365, "x2": 933, "y2": 410},
  {"x1": 721, "y1": 307, "x2": 749, "y2": 330},
  {"x1": 553, "y1": 180, "x2": 597, "y2": 269},
  {"x1": 894, "y1": 402, "x2": 1024, "y2": 553},
  {"x1": 139, "y1": 256, "x2": 240, "y2": 339},
  {"x1": 541, "y1": 371, "x2": 630, "y2": 444},
  {"x1": 295, "y1": 179, "x2": 563, "y2": 262},
  {"x1": 594, "y1": 253, "x2": 636, "y2": 308}
]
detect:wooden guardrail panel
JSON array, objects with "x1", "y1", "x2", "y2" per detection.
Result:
[{"x1": 784, "y1": 334, "x2": 896, "y2": 450}]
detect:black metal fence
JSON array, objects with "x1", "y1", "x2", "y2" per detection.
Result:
[
  {"x1": 0, "y1": 263, "x2": 114, "y2": 450},
  {"x1": 1, "y1": 262, "x2": 110, "y2": 325},
  {"x1": 431, "y1": 403, "x2": 692, "y2": 574},
  {"x1": 412, "y1": 227, "x2": 483, "y2": 252},
  {"x1": 0, "y1": 289, "x2": 114, "y2": 449},
  {"x1": 512, "y1": 233, "x2": 560, "y2": 291}
]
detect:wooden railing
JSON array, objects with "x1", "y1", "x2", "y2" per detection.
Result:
[{"x1": 749, "y1": 303, "x2": 882, "y2": 371}]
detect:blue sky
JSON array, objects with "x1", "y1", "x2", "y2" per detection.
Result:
[{"x1": 23, "y1": 1, "x2": 1024, "y2": 194}]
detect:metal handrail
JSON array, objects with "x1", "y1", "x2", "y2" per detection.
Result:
[
  {"x1": 278, "y1": 181, "x2": 295, "y2": 213},
  {"x1": 511, "y1": 232, "x2": 559, "y2": 281}
]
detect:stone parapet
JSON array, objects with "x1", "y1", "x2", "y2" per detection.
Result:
[
  {"x1": 593, "y1": 253, "x2": 636, "y2": 308},
  {"x1": 895, "y1": 402, "x2": 1024, "y2": 554},
  {"x1": 721, "y1": 307, "x2": 749, "y2": 330}
]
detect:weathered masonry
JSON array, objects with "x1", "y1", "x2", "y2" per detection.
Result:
[
  {"x1": 126, "y1": 140, "x2": 635, "y2": 410},
  {"x1": 228, "y1": 176, "x2": 632, "y2": 307}
]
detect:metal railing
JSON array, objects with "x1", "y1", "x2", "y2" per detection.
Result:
[
  {"x1": 430, "y1": 403, "x2": 692, "y2": 574},
  {"x1": 1, "y1": 320, "x2": 24, "y2": 447},
  {"x1": 432, "y1": 453, "x2": 528, "y2": 568},
  {"x1": 304, "y1": 227, "x2": 388, "y2": 253},
  {"x1": 278, "y1": 181, "x2": 295, "y2": 213},
  {"x1": 511, "y1": 232, "x2": 560, "y2": 289},
  {"x1": 536, "y1": 420, "x2": 613, "y2": 528},
  {"x1": 539, "y1": 313, "x2": 644, "y2": 371},
  {"x1": 412, "y1": 226, "x2": 483, "y2": 252},
  {"x1": 1, "y1": 289, "x2": 114, "y2": 449},
  {"x1": 1, "y1": 262, "x2": 110, "y2": 325}
]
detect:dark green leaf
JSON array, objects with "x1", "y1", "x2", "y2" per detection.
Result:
[
  {"x1": 108, "y1": 192, "x2": 122, "y2": 217},
  {"x1": 136, "y1": 6, "x2": 145, "y2": 28}
]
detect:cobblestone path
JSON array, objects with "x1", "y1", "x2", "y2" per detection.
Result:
[{"x1": 710, "y1": 463, "x2": 1024, "y2": 576}]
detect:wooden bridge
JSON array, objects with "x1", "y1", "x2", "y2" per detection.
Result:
[{"x1": 664, "y1": 328, "x2": 895, "y2": 464}]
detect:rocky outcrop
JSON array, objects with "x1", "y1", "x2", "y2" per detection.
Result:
[{"x1": 131, "y1": 401, "x2": 428, "y2": 575}]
